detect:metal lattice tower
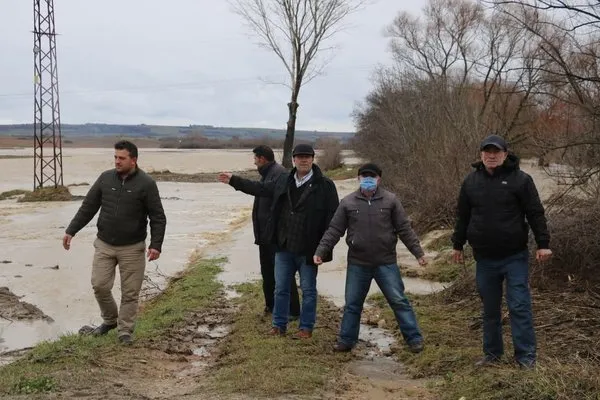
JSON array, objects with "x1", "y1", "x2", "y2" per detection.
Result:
[{"x1": 33, "y1": 0, "x2": 63, "y2": 189}]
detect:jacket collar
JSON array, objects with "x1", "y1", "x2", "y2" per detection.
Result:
[
  {"x1": 472, "y1": 152, "x2": 520, "y2": 175},
  {"x1": 288, "y1": 164, "x2": 324, "y2": 184},
  {"x1": 354, "y1": 186, "x2": 383, "y2": 201},
  {"x1": 114, "y1": 166, "x2": 140, "y2": 181},
  {"x1": 258, "y1": 161, "x2": 275, "y2": 177}
]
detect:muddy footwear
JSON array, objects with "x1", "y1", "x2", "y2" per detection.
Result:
[
  {"x1": 91, "y1": 323, "x2": 117, "y2": 337},
  {"x1": 118, "y1": 334, "x2": 133, "y2": 346},
  {"x1": 78, "y1": 325, "x2": 96, "y2": 335},
  {"x1": 268, "y1": 327, "x2": 286, "y2": 336},
  {"x1": 292, "y1": 329, "x2": 312, "y2": 340},
  {"x1": 475, "y1": 355, "x2": 501, "y2": 367},
  {"x1": 517, "y1": 358, "x2": 536, "y2": 370},
  {"x1": 333, "y1": 342, "x2": 353, "y2": 352},
  {"x1": 407, "y1": 341, "x2": 424, "y2": 354}
]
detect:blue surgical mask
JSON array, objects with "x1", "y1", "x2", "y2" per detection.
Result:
[{"x1": 359, "y1": 176, "x2": 378, "y2": 192}]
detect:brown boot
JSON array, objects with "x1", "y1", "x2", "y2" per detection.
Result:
[
  {"x1": 268, "y1": 327, "x2": 285, "y2": 336},
  {"x1": 292, "y1": 329, "x2": 312, "y2": 340}
]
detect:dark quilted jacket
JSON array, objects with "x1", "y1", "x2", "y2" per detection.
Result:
[
  {"x1": 66, "y1": 168, "x2": 166, "y2": 251},
  {"x1": 451, "y1": 154, "x2": 550, "y2": 260}
]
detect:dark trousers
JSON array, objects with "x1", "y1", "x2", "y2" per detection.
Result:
[
  {"x1": 258, "y1": 244, "x2": 300, "y2": 316},
  {"x1": 476, "y1": 250, "x2": 536, "y2": 363}
]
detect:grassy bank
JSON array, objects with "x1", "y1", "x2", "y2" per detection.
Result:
[
  {"x1": 210, "y1": 282, "x2": 353, "y2": 398},
  {"x1": 0, "y1": 190, "x2": 29, "y2": 201},
  {"x1": 368, "y1": 281, "x2": 600, "y2": 400},
  {"x1": 0, "y1": 187, "x2": 82, "y2": 202},
  {"x1": 148, "y1": 164, "x2": 359, "y2": 184},
  {"x1": 0, "y1": 257, "x2": 224, "y2": 396}
]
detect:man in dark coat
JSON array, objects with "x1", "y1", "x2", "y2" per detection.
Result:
[
  {"x1": 451, "y1": 134, "x2": 552, "y2": 369},
  {"x1": 250, "y1": 145, "x2": 300, "y2": 318},
  {"x1": 219, "y1": 144, "x2": 339, "y2": 339}
]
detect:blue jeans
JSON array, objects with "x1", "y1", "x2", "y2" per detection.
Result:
[
  {"x1": 338, "y1": 263, "x2": 423, "y2": 347},
  {"x1": 273, "y1": 251, "x2": 318, "y2": 332},
  {"x1": 476, "y1": 250, "x2": 536, "y2": 362}
]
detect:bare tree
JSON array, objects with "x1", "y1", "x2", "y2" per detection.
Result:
[
  {"x1": 352, "y1": 0, "x2": 546, "y2": 230},
  {"x1": 488, "y1": 0, "x2": 600, "y2": 182},
  {"x1": 230, "y1": 0, "x2": 363, "y2": 167}
]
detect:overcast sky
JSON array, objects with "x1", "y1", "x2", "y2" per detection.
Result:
[{"x1": 0, "y1": 0, "x2": 426, "y2": 131}]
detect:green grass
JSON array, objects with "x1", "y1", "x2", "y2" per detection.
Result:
[
  {"x1": 324, "y1": 164, "x2": 359, "y2": 180},
  {"x1": 211, "y1": 282, "x2": 353, "y2": 397},
  {"x1": 367, "y1": 289, "x2": 600, "y2": 400},
  {"x1": 0, "y1": 257, "x2": 225, "y2": 395},
  {"x1": 134, "y1": 258, "x2": 224, "y2": 339}
]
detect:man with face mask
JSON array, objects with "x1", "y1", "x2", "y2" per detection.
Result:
[
  {"x1": 313, "y1": 163, "x2": 427, "y2": 353},
  {"x1": 218, "y1": 144, "x2": 339, "y2": 339},
  {"x1": 451, "y1": 134, "x2": 551, "y2": 369}
]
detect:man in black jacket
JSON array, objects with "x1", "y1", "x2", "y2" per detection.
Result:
[
  {"x1": 451, "y1": 134, "x2": 552, "y2": 369},
  {"x1": 250, "y1": 145, "x2": 300, "y2": 319},
  {"x1": 218, "y1": 144, "x2": 339, "y2": 339},
  {"x1": 63, "y1": 140, "x2": 166, "y2": 345}
]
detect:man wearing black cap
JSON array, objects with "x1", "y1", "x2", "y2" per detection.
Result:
[
  {"x1": 218, "y1": 143, "x2": 339, "y2": 339},
  {"x1": 314, "y1": 163, "x2": 427, "y2": 353},
  {"x1": 451, "y1": 134, "x2": 552, "y2": 369},
  {"x1": 250, "y1": 145, "x2": 300, "y2": 319}
]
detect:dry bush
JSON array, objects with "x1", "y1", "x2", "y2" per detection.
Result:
[
  {"x1": 352, "y1": 73, "x2": 483, "y2": 232},
  {"x1": 530, "y1": 195, "x2": 600, "y2": 289},
  {"x1": 315, "y1": 138, "x2": 343, "y2": 171}
]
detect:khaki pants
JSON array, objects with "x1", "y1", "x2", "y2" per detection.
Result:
[{"x1": 92, "y1": 238, "x2": 146, "y2": 336}]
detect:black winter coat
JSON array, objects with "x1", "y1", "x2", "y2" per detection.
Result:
[
  {"x1": 252, "y1": 162, "x2": 286, "y2": 245},
  {"x1": 229, "y1": 164, "x2": 339, "y2": 265},
  {"x1": 451, "y1": 154, "x2": 550, "y2": 260}
]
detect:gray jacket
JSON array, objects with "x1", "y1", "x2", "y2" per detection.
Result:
[{"x1": 315, "y1": 187, "x2": 424, "y2": 267}]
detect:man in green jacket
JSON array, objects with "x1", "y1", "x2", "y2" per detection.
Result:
[
  {"x1": 63, "y1": 140, "x2": 166, "y2": 345},
  {"x1": 314, "y1": 163, "x2": 426, "y2": 353}
]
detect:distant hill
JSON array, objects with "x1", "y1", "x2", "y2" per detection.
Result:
[{"x1": 0, "y1": 123, "x2": 354, "y2": 142}]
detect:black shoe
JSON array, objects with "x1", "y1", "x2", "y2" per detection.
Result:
[
  {"x1": 333, "y1": 342, "x2": 353, "y2": 352},
  {"x1": 92, "y1": 323, "x2": 117, "y2": 337},
  {"x1": 517, "y1": 358, "x2": 536, "y2": 369},
  {"x1": 475, "y1": 355, "x2": 502, "y2": 367},
  {"x1": 118, "y1": 334, "x2": 133, "y2": 345},
  {"x1": 407, "y1": 341, "x2": 424, "y2": 353}
]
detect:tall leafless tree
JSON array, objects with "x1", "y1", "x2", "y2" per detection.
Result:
[
  {"x1": 489, "y1": 0, "x2": 600, "y2": 185},
  {"x1": 230, "y1": 0, "x2": 363, "y2": 167}
]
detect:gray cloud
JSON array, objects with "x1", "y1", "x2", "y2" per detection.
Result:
[{"x1": 0, "y1": 0, "x2": 425, "y2": 131}]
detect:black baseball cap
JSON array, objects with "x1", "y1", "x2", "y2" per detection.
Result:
[
  {"x1": 292, "y1": 143, "x2": 315, "y2": 157},
  {"x1": 480, "y1": 134, "x2": 507, "y2": 151},
  {"x1": 358, "y1": 163, "x2": 382, "y2": 177}
]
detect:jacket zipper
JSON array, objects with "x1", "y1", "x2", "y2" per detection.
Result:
[{"x1": 115, "y1": 177, "x2": 125, "y2": 216}]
